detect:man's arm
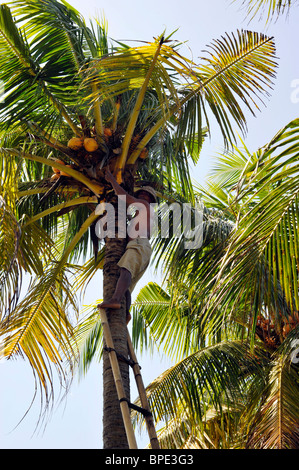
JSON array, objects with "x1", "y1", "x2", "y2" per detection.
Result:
[{"x1": 105, "y1": 169, "x2": 142, "y2": 207}]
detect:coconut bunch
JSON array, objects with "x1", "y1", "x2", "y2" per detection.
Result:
[
  {"x1": 68, "y1": 136, "x2": 99, "y2": 152},
  {"x1": 255, "y1": 316, "x2": 281, "y2": 350},
  {"x1": 255, "y1": 311, "x2": 299, "y2": 350},
  {"x1": 48, "y1": 123, "x2": 150, "y2": 197}
]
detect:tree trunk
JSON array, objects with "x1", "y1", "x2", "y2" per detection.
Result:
[
  {"x1": 102, "y1": 233, "x2": 130, "y2": 449},
  {"x1": 101, "y1": 168, "x2": 136, "y2": 449}
]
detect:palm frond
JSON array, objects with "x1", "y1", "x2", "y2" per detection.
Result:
[
  {"x1": 133, "y1": 341, "x2": 263, "y2": 435},
  {"x1": 0, "y1": 197, "x2": 22, "y2": 316},
  {"x1": 154, "y1": 405, "x2": 248, "y2": 449},
  {"x1": 205, "y1": 139, "x2": 255, "y2": 190},
  {"x1": 236, "y1": 0, "x2": 295, "y2": 22},
  {"x1": 0, "y1": 209, "x2": 98, "y2": 405},
  {"x1": 1, "y1": 263, "x2": 79, "y2": 411},
  {"x1": 72, "y1": 250, "x2": 105, "y2": 295},
  {"x1": 0, "y1": 151, "x2": 55, "y2": 316},
  {"x1": 246, "y1": 355, "x2": 299, "y2": 448},
  {"x1": 72, "y1": 304, "x2": 103, "y2": 376},
  {"x1": 0, "y1": 152, "x2": 21, "y2": 314},
  {"x1": 132, "y1": 281, "x2": 211, "y2": 360},
  {"x1": 151, "y1": 198, "x2": 234, "y2": 283},
  {"x1": 197, "y1": 119, "x2": 299, "y2": 338},
  {"x1": 133, "y1": 282, "x2": 186, "y2": 359},
  {"x1": 126, "y1": 30, "x2": 277, "y2": 159},
  {"x1": 0, "y1": 2, "x2": 83, "y2": 134},
  {"x1": 192, "y1": 30, "x2": 277, "y2": 146},
  {"x1": 84, "y1": 29, "x2": 277, "y2": 168},
  {"x1": 1, "y1": 147, "x2": 103, "y2": 196}
]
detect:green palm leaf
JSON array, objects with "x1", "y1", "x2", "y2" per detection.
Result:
[
  {"x1": 0, "y1": 153, "x2": 21, "y2": 313},
  {"x1": 85, "y1": 29, "x2": 277, "y2": 163},
  {"x1": 189, "y1": 30, "x2": 277, "y2": 146},
  {"x1": 133, "y1": 341, "x2": 263, "y2": 434},
  {"x1": 236, "y1": 0, "x2": 294, "y2": 22},
  {"x1": 2, "y1": 265, "x2": 78, "y2": 369},
  {"x1": 0, "y1": 2, "x2": 83, "y2": 134},
  {"x1": 246, "y1": 355, "x2": 299, "y2": 448},
  {"x1": 0, "y1": 150, "x2": 55, "y2": 315},
  {"x1": 132, "y1": 119, "x2": 299, "y2": 449},
  {"x1": 72, "y1": 304, "x2": 103, "y2": 376},
  {"x1": 0, "y1": 209, "x2": 98, "y2": 400},
  {"x1": 132, "y1": 281, "x2": 199, "y2": 360},
  {"x1": 0, "y1": 197, "x2": 22, "y2": 314},
  {"x1": 196, "y1": 119, "x2": 299, "y2": 339}
]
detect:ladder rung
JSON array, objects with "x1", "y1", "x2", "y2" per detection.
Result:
[
  {"x1": 119, "y1": 397, "x2": 153, "y2": 418},
  {"x1": 104, "y1": 346, "x2": 140, "y2": 368},
  {"x1": 129, "y1": 402, "x2": 153, "y2": 418}
]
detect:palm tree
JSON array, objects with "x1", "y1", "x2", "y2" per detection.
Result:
[
  {"x1": 0, "y1": 0, "x2": 278, "y2": 448},
  {"x1": 131, "y1": 118, "x2": 299, "y2": 448}
]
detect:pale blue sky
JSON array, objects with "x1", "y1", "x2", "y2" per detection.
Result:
[{"x1": 1, "y1": 0, "x2": 299, "y2": 449}]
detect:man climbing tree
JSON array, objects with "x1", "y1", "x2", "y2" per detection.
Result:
[{"x1": 98, "y1": 168, "x2": 157, "y2": 324}]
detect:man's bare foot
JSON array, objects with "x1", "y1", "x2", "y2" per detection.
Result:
[{"x1": 98, "y1": 299, "x2": 121, "y2": 310}]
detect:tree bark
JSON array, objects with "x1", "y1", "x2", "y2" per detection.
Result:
[
  {"x1": 101, "y1": 168, "x2": 136, "y2": 449},
  {"x1": 102, "y1": 234, "x2": 130, "y2": 449}
]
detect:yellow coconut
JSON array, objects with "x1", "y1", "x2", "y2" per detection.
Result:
[
  {"x1": 104, "y1": 127, "x2": 112, "y2": 137},
  {"x1": 283, "y1": 323, "x2": 291, "y2": 337},
  {"x1": 84, "y1": 137, "x2": 99, "y2": 152},
  {"x1": 139, "y1": 148, "x2": 149, "y2": 159},
  {"x1": 52, "y1": 159, "x2": 65, "y2": 173},
  {"x1": 104, "y1": 127, "x2": 113, "y2": 141},
  {"x1": 283, "y1": 317, "x2": 296, "y2": 337},
  {"x1": 50, "y1": 173, "x2": 60, "y2": 182},
  {"x1": 68, "y1": 137, "x2": 84, "y2": 150},
  {"x1": 60, "y1": 164, "x2": 72, "y2": 176}
]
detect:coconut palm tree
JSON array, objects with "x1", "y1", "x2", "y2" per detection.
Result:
[
  {"x1": 130, "y1": 118, "x2": 299, "y2": 448},
  {"x1": 0, "y1": 0, "x2": 278, "y2": 448}
]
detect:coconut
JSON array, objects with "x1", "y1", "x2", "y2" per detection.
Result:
[
  {"x1": 283, "y1": 317, "x2": 296, "y2": 337},
  {"x1": 68, "y1": 137, "x2": 84, "y2": 150},
  {"x1": 104, "y1": 128, "x2": 113, "y2": 141},
  {"x1": 60, "y1": 164, "x2": 72, "y2": 176},
  {"x1": 52, "y1": 159, "x2": 65, "y2": 173},
  {"x1": 139, "y1": 148, "x2": 149, "y2": 159},
  {"x1": 283, "y1": 323, "x2": 291, "y2": 337},
  {"x1": 84, "y1": 137, "x2": 99, "y2": 152},
  {"x1": 50, "y1": 173, "x2": 60, "y2": 182}
]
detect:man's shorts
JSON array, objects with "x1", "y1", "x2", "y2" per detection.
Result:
[{"x1": 117, "y1": 238, "x2": 152, "y2": 293}]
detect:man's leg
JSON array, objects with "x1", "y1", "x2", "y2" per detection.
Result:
[
  {"x1": 125, "y1": 289, "x2": 132, "y2": 324},
  {"x1": 98, "y1": 267, "x2": 132, "y2": 310}
]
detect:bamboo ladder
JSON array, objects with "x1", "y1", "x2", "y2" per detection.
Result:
[{"x1": 99, "y1": 308, "x2": 160, "y2": 449}]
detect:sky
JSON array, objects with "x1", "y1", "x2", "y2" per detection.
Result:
[{"x1": 1, "y1": 0, "x2": 299, "y2": 450}]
